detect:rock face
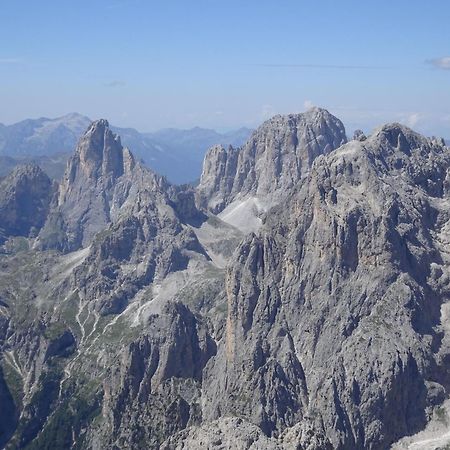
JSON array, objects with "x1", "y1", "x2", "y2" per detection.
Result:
[
  {"x1": 38, "y1": 120, "x2": 212, "y2": 316},
  {"x1": 201, "y1": 123, "x2": 450, "y2": 448},
  {"x1": 0, "y1": 120, "x2": 222, "y2": 449},
  {"x1": 92, "y1": 301, "x2": 216, "y2": 449},
  {"x1": 38, "y1": 119, "x2": 168, "y2": 252},
  {"x1": 0, "y1": 164, "x2": 53, "y2": 242},
  {"x1": 0, "y1": 366, "x2": 18, "y2": 449},
  {"x1": 197, "y1": 107, "x2": 347, "y2": 214},
  {"x1": 71, "y1": 188, "x2": 208, "y2": 316},
  {"x1": 162, "y1": 416, "x2": 332, "y2": 450},
  {"x1": 161, "y1": 417, "x2": 284, "y2": 450},
  {"x1": 2, "y1": 113, "x2": 450, "y2": 450}
]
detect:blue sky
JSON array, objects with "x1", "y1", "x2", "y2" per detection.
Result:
[{"x1": 1, "y1": 0, "x2": 449, "y2": 136}]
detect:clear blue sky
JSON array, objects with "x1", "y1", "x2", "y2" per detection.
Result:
[{"x1": 1, "y1": 0, "x2": 449, "y2": 136}]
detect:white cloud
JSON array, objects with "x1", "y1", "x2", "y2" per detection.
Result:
[
  {"x1": 427, "y1": 57, "x2": 450, "y2": 70},
  {"x1": 303, "y1": 100, "x2": 314, "y2": 110}
]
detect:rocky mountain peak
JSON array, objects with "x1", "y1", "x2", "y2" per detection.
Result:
[
  {"x1": 252, "y1": 107, "x2": 347, "y2": 164},
  {"x1": 7, "y1": 162, "x2": 48, "y2": 180},
  {"x1": 74, "y1": 118, "x2": 124, "y2": 181},
  {"x1": 197, "y1": 108, "x2": 347, "y2": 229},
  {"x1": 374, "y1": 123, "x2": 427, "y2": 151},
  {"x1": 362, "y1": 123, "x2": 448, "y2": 172},
  {"x1": 0, "y1": 163, "x2": 53, "y2": 241},
  {"x1": 301, "y1": 105, "x2": 341, "y2": 123},
  {"x1": 57, "y1": 119, "x2": 134, "y2": 207},
  {"x1": 37, "y1": 120, "x2": 147, "y2": 251}
]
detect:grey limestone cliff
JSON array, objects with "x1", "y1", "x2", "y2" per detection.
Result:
[
  {"x1": 197, "y1": 107, "x2": 347, "y2": 215},
  {"x1": 199, "y1": 123, "x2": 450, "y2": 449},
  {"x1": 0, "y1": 164, "x2": 53, "y2": 243},
  {"x1": 1, "y1": 114, "x2": 450, "y2": 450},
  {"x1": 37, "y1": 119, "x2": 169, "y2": 252}
]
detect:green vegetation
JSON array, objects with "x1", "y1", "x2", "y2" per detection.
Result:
[
  {"x1": 96, "y1": 313, "x2": 140, "y2": 345},
  {"x1": 1, "y1": 357, "x2": 24, "y2": 408},
  {"x1": 25, "y1": 395, "x2": 101, "y2": 450},
  {"x1": 0, "y1": 250, "x2": 60, "y2": 325},
  {"x1": 43, "y1": 322, "x2": 67, "y2": 341},
  {"x1": 58, "y1": 291, "x2": 82, "y2": 338},
  {"x1": 215, "y1": 299, "x2": 228, "y2": 314},
  {"x1": 9, "y1": 366, "x2": 63, "y2": 449}
]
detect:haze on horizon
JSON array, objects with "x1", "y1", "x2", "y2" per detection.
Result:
[{"x1": 1, "y1": 0, "x2": 449, "y2": 137}]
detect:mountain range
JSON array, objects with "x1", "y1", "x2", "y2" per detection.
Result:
[
  {"x1": 0, "y1": 113, "x2": 252, "y2": 184},
  {"x1": 0, "y1": 108, "x2": 449, "y2": 449}
]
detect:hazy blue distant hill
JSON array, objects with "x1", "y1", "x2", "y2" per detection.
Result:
[
  {"x1": 0, "y1": 115, "x2": 252, "y2": 183},
  {"x1": 222, "y1": 127, "x2": 255, "y2": 147},
  {"x1": 148, "y1": 126, "x2": 253, "y2": 154},
  {"x1": 0, "y1": 113, "x2": 91, "y2": 157},
  {"x1": 145, "y1": 126, "x2": 253, "y2": 183}
]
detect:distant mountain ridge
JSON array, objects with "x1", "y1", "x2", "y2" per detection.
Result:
[
  {"x1": 0, "y1": 113, "x2": 252, "y2": 183},
  {"x1": 0, "y1": 153, "x2": 70, "y2": 180}
]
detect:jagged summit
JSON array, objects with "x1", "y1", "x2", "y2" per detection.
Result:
[
  {"x1": 197, "y1": 108, "x2": 347, "y2": 231},
  {"x1": 373, "y1": 122, "x2": 447, "y2": 152},
  {"x1": 6, "y1": 162, "x2": 47, "y2": 179},
  {"x1": 288, "y1": 105, "x2": 340, "y2": 122},
  {"x1": 38, "y1": 119, "x2": 155, "y2": 251},
  {"x1": 0, "y1": 163, "x2": 53, "y2": 241},
  {"x1": 57, "y1": 118, "x2": 139, "y2": 211},
  {"x1": 88, "y1": 118, "x2": 109, "y2": 129},
  {"x1": 67, "y1": 118, "x2": 125, "y2": 182},
  {"x1": 201, "y1": 115, "x2": 450, "y2": 450}
]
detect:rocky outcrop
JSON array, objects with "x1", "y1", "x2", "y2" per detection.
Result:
[
  {"x1": 201, "y1": 124, "x2": 450, "y2": 449},
  {"x1": 197, "y1": 145, "x2": 240, "y2": 213},
  {"x1": 71, "y1": 195, "x2": 207, "y2": 315},
  {"x1": 2, "y1": 113, "x2": 450, "y2": 450},
  {"x1": 162, "y1": 417, "x2": 333, "y2": 450},
  {"x1": 90, "y1": 302, "x2": 216, "y2": 449},
  {"x1": 0, "y1": 164, "x2": 53, "y2": 242},
  {"x1": 37, "y1": 119, "x2": 169, "y2": 252},
  {"x1": 54, "y1": 123, "x2": 211, "y2": 315},
  {"x1": 0, "y1": 311, "x2": 77, "y2": 449},
  {"x1": 0, "y1": 366, "x2": 18, "y2": 449},
  {"x1": 197, "y1": 107, "x2": 347, "y2": 214},
  {"x1": 353, "y1": 129, "x2": 367, "y2": 141},
  {"x1": 161, "y1": 417, "x2": 284, "y2": 450}
]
